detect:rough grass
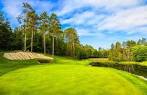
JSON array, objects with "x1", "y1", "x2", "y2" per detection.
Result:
[
  {"x1": 53, "y1": 56, "x2": 91, "y2": 65},
  {"x1": 0, "y1": 54, "x2": 147, "y2": 95},
  {"x1": 89, "y1": 58, "x2": 110, "y2": 62}
]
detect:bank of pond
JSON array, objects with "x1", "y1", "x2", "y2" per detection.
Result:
[{"x1": 90, "y1": 61, "x2": 147, "y2": 78}]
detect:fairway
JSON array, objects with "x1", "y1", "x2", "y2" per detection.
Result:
[{"x1": 0, "y1": 64, "x2": 147, "y2": 95}]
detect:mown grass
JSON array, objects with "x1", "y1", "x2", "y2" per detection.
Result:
[
  {"x1": 53, "y1": 56, "x2": 91, "y2": 65},
  {"x1": 0, "y1": 64, "x2": 147, "y2": 95},
  {"x1": 0, "y1": 53, "x2": 147, "y2": 95}
]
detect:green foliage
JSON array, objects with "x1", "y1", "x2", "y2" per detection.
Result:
[
  {"x1": 96, "y1": 49, "x2": 109, "y2": 58},
  {"x1": 75, "y1": 45, "x2": 89, "y2": 59},
  {"x1": 131, "y1": 45, "x2": 147, "y2": 62},
  {"x1": 49, "y1": 13, "x2": 63, "y2": 55},
  {"x1": 0, "y1": 12, "x2": 13, "y2": 51},
  {"x1": 109, "y1": 39, "x2": 147, "y2": 62},
  {"x1": 11, "y1": 28, "x2": 23, "y2": 50},
  {"x1": 137, "y1": 38, "x2": 147, "y2": 45},
  {"x1": 109, "y1": 42, "x2": 123, "y2": 61},
  {"x1": 49, "y1": 13, "x2": 62, "y2": 35},
  {"x1": 39, "y1": 12, "x2": 49, "y2": 54},
  {"x1": 64, "y1": 28, "x2": 80, "y2": 57}
]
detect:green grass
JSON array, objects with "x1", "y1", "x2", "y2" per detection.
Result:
[
  {"x1": 0, "y1": 54, "x2": 147, "y2": 95},
  {"x1": 140, "y1": 61, "x2": 147, "y2": 66},
  {"x1": 0, "y1": 53, "x2": 39, "y2": 76},
  {"x1": 53, "y1": 56, "x2": 91, "y2": 65}
]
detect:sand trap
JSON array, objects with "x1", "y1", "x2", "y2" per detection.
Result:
[{"x1": 3, "y1": 51, "x2": 53, "y2": 62}]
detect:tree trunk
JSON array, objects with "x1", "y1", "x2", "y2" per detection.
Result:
[
  {"x1": 52, "y1": 36, "x2": 54, "y2": 56},
  {"x1": 24, "y1": 33, "x2": 26, "y2": 51},
  {"x1": 31, "y1": 30, "x2": 33, "y2": 52},
  {"x1": 43, "y1": 33, "x2": 46, "y2": 54},
  {"x1": 73, "y1": 42, "x2": 75, "y2": 57}
]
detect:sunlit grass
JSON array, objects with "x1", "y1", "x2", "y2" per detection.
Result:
[
  {"x1": 0, "y1": 54, "x2": 147, "y2": 95},
  {"x1": 89, "y1": 58, "x2": 110, "y2": 62},
  {"x1": 0, "y1": 64, "x2": 147, "y2": 95}
]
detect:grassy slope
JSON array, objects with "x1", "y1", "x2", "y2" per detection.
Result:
[
  {"x1": 0, "y1": 54, "x2": 147, "y2": 95},
  {"x1": 0, "y1": 53, "x2": 39, "y2": 76}
]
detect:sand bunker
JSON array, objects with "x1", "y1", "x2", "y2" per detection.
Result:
[{"x1": 3, "y1": 51, "x2": 53, "y2": 62}]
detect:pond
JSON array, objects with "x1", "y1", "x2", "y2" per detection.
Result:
[{"x1": 90, "y1": 62, "x2": 147, "y2": 78}]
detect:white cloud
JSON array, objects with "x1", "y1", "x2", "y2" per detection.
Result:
[
  {"x1": 1, "y1": 0, "x2": 52, "y2": 27},
  {"x1": 75, "y1": 27, "x2": 107, "y2": 38},
  {"x1": 62, "y1": 11, "x2": 97, "y2": 25},
  {"x1": 28, "y1": 0, "x2": 52, "y2": 14},
  {"x1": 76, "y1": 28, "x2": 93, "y2": 36},
  {"x1": 61, "y1": 10, "x2": 107, "y2": 29},
  {"x1": 98, "y1": 6, "x2": 147, "y2": 34},
  {"x1": 57, "y1": 0, "x2": 144, "y2": 16},
  {"x1": 58, "y1": 0, "x2": 146, "y2": 37},
  {"x1": 2, "y1": 0, "x2": 22, "y2": 18},
  {"x1": 2, "y1": 0, "x2": 52, "y2": 16}
]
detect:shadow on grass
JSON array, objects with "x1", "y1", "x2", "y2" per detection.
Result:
[{"x1": 0, "y1": 53, "x2": 39, "y2": 76}]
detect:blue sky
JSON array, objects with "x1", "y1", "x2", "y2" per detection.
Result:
[{"x1": 0, "y1": 0, "x2": 147, "y2": 49}]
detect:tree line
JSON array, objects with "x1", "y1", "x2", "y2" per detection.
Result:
[
  {"x1": 0, "y1": 2, "x2": 105, "y2": 59},
  {"x1": 0, "y1": 2, "x2": 146, "y2": 61},
  {"x1": 109, "y1": 38, "x2": 147, "y2": 62}
]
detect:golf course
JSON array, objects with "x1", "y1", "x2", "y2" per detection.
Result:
[
  {"x1": 0, "y1": 0, "x2": 147, "y2": 95},
  {"x1": 0, "y1": 52, "x2": 147, "y2": 95}
]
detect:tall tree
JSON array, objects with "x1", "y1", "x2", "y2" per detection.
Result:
[
  {"x1": 49, "y1": 13, "x2": 62, "y2": 56},
  {"x1": 39, "y1": 12, "x2": 49, "y2": 54},
  {"x1": 0, "y1": 11, "x2": 12, "y2": 51},
  {"x1": 64, "y1": 28, "x2": 79, "y2": 57},
  {"x1": 17, "y1": 16, "x2": 27, "y2": 51},
  {"x1": 109, "y1": 42, "x2": 123, "y2": 61},
  {"x1": 28, "y1": 11, "x2": 37, "y2": 52},
  {"x1": 126, "y1": 40, "x2": 136, "y2": 48},
  {"x1": 137, "y1": 38, "x2": 147, "y2": 45},
  {"x1": 22, "y1": 3, "x2": 37, "y2": 52}
]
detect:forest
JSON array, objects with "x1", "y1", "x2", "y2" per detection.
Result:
[{"x1": 0, "y1": 3, "x2": 147, "y2": 62}]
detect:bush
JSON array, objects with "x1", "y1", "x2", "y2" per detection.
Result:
[{"x1": 131, "y1": 45, "x2": 147, "y2": 62}]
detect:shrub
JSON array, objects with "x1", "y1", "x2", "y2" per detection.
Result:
[{"x1": 131, "y1": 45, "x2": 147, "y2": 62}]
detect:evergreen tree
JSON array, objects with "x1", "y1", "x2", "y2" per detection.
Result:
[
  {"x1": 49, "y1": 13, "x2": 62, "y2": 56},
  {"x1": 39, "y1": 12, "x2": 49, "y2": 54},
  {"x1": 64, "y1": 28, "x2": 79, "y2": 57},
  {"x1": 0, "y1": 11, "x2": 13, "y2": 51}
]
